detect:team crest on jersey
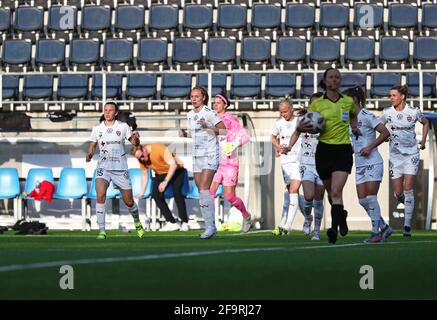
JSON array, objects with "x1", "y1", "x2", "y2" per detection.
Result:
[
  {"x1": 116, "y1": 130, "x2": 121, "y2": 136},
  {"x1": 396, "y1": 114, "x2": 403, "y2": 120},
  {"x1": 407, "y1": 115, "x2": 412, "y2": 122},
  {"x1": 107, "y1": 128, "x2": 113, "y2": 134}
]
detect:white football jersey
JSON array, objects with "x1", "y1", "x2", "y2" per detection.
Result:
[
  {"x1": 299, "y1": 132, "x2": 319, "y2": 165},
  {"x1": 272, "y1": 117, "x2": 301, "y2": 164},
  {"x1": 187, "y1": 105, "x2": 222, "y2": 157},
  {"x1": 350, "y1": 109, "x2": 384, "y2": 167},
  {"x1": 380, "y1": 104, "x2": 424, "y2": 155},
  {"x1": 89, "y1": 120, "x2": 132, "y2": 170}
]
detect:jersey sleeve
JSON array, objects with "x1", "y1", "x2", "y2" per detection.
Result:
[
  {"x1": 88, "y1": 126, "x2": 98, "y2": 142},
  {"x1": 125, "y1": 123, "x2": 132, "y2": 140},
  {"x1": 367, "y1": 111, "x2": 382, "y2": 129},
  {"x1": 379, "y1": 109, "x2": 388, "y2": 124},
  {"x1": 209, "y1": 110, "x2": 222, "y2": 126},
  {"x1": 271, "y1": 121, "x2": 279, "y2": 137},
  {"x1": 227, "y1": 114, "x2": 250, "y2": 146},
  {"x1": 416, "y1": 108, "x2": 425, "y2": 123}
]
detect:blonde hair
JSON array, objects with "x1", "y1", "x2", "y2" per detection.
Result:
[{"x1": 279, "y1": 95, "x2": 294, "y2": 108}]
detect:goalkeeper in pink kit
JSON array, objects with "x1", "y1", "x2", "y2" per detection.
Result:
[{"x1": 209, "y1": 93, "x2": 252, "y2": 232}]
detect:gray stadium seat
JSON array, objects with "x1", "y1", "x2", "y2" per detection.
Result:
[
  {"x1": 81, "y1": 5, "x2": 111, "y2": 36},
  {"x1": 379, "y1": 36, "x2": 410, "y2": 67},
  {"x1": 206, "y1": 37, "x2": 236, "y2": 70},
  {"x1": 103, "y1": 38, "x2": 133, "y2": 69},
  {"x1": 340, "y1": 73, "x2": 367, "y2": 92},
  {"x1": 353, "y1": 3, "x2": 384, "y2": 39},
  {"x1": 172, "y1": 37, "x2": 203, "y2": 69},
  {"x1": 231, "y1": 74, "x2": 261, "y2": 98},
  {"x1": 422, "y1": 4, "x2": 437, "y2": 36},
  {"x1": 0, "y1": 8, "x2": 11, "y2": 40},
  {"x1": 115, "y1": 4, "x2": 145, "y2": 35},
  {"x1": 14, "y1": 6, "x2": 44, "y2": 39},
  {"x1": 23, "y1": 75, "x2": 53, "y2": 99},
  {"x1": 388, "y1": 3, "x2": 418, "y2": 38},
  {"x1": 2, "y1": 76, "x2": 19, "y2": 100},
  {"x1": 300, "y1": 73, "x2": 322, "y2": 98},
  {"x1": 275, "y1": 36, "x2": 306, "y2": 69},
  {"x1": 137, "y1": 38, "x2": 168, "y2": 69},
  {"x1": 196, "y1": 74, "x2": 227, "y2": 96},
  {"x1": 58, "y1": 74, "x2": 89, "y2": 99},
  {"x1": 35, "y1": 39, "x2": 66, "y2": 70},
  {"x1": 69, "y1": 38, "x2": 100, "y2": 68},
  {"x1": 240, "y1": 36, "x2": 271, "y2": 69},
  {"x1": 126, "y1": 74, "x2": 157, "y2": 99},
  {"x1": 92, "y1": 74, "x2": 123, "y2": 99},
  {"x1": 2, "y1": 39, "x2": 32, "y2": 69},
  {"x1": 284, "y1": 3, "x2": 315, "y2": 36},
  {"x1": 413, "y1": 36, "x2": 437, "y2": 66},
  {"x1": 148, "y1": 4, "x2": 179, "y2": 40},
  {"x1": 310, "y1": 36, "x2": 340, "y2": 67},
  {"x1": 161, "y1": 74, "x2": 192, "y2": 99},
  {"x1": 265, "y1": 74, "x2": 297, "y2": 98},
  {"x1": 319, "y1": 3, "x2": 349, "y2": 38},
  {"x1": 371, "y1": 73, "x2": 401, "y2": 97},
  {"x1": 344, "y1": 36, "x2": 375, "y2": 68},
  {"x1": 407, "y1": 72, "x2": 436, "y2": 97}
]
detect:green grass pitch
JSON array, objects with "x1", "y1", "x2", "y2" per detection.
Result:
[{"x1": 0, "y1": 230, "x2": 436, "y2": 299}]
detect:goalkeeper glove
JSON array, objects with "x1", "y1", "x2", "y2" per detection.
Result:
[{"x1": 223, "y1": 142, "x2": 238, "y2": 155}]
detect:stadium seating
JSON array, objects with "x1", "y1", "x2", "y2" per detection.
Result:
[
  {"x1": 54, "y1": 168, "x2": 88, "y2": 200},
  {"x1": 265, "y1": 73, "x2": 297, "y2": 98},
  {"x1": 35, "y1": 39, "x2": 66, "y2": 70},
  {"x1": 58, "y1": 74, "x2": 89, "y2": 99},
  {"x1": 344, "y1": 36, "x2": 375, "y2": 69},
  {"x1": 91, "y1": 74, "x2": 123, "y2": 99},
  {"x1": 103, "y1": 38, "x2": 134, "y2": 69},
  {"x1": 161, "y1": 73, "x2": 192, "y2": 99},
  {"x1": 23, "y1": 168, "x2": 54, "y2": 197},
  {"x1": 231, "y1": 73, "x2": 261, "y2": 98},
  {"x1": 284, "y1": 3, "x2": 315, "y2": 38},
  {"x1": 206, "y1": 37, "x2": 237, "y2": 70},
  {"x1": 275, "y1": 36, "x2": 306, "y2": 69},
  {"x1": 371, "y1": 72, "x2": 402, "y2": 97},
  {"x1": 196, "y1": 73, "x2": 227, "y2": 96},
  {"x1": 137, "y1": 38, "x2": 168, "y2": 70},
  {"x1": 407, "y1": 72, "x2": 436, "y2": 97},
  {"x1": 129, "y1": 168, "x2": 153, "y2": 199},
  {"x1": 2, "y1": 39, "x2": 32, "y2": 70},
  {"x1": 216, "y1": 3, "x2": 247, "y2": 39},
  {"x1": 172, "y1": 37, "x2": 203, "y2": 69},
  {"x1": 0, "y1": 168, "x2": 20, "y2": 199},
  {"x1": 126, "y1": 74, "x2": 157, "y2": 99}
]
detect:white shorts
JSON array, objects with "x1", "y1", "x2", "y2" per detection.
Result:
[
  {"x1": 96, "y1": 168, "x2": 131, "y2": 190},
  {"x1": 193, "y1": 154, "x2": 219, "y2": 173},
  {"x1": 300, "y1": 164, "x2": 323, "y2": 186},
  {"x1": 389, "y1": 153, "x2": 420, "y2": 179},
  {"x1": 281, "y1": 162, "x2": 301, "y2": 185},
  {"x1": 355, "y1": 163, "x2": 383, "y2": 184}
]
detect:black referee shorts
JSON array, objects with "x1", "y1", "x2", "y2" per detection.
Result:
[{"x1": 315, "y1": 142, "x2": 353, "y2": 181}]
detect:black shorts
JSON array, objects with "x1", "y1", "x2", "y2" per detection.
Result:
[{"x1": 315, "y1": 142, "x2": 353, "y2": 181}]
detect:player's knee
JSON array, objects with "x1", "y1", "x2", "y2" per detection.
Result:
[
  {"x1": 330, "y1": 187, "x2": 342, "y2": 199},
  {"x1": 97, "y1": 195, "x2": 106, "y2": 203}
]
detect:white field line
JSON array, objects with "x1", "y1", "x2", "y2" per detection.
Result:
[{"x1": 1, "y1": 240, "x2": 436, "y2": 273}]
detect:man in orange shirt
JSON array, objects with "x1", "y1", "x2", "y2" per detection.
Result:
[{"x1": 132, "y1": 143, "x2": 189, "y2": 231}]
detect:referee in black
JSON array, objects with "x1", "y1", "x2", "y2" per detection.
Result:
[{"x1": 297, "y1": 68, "x2": 359, "y2": 244}]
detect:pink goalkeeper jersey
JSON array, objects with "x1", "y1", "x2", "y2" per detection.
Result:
[{"x1": 217, "y1": 112, "x2": 250, "y2": 167}]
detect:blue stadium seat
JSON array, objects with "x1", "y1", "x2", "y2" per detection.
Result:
[
  {"x1": 240, "y1": 36, "x2": 271, "y2": 69},
  {"x1": 186, "y1": 178, "x2": 199, "y2": 199},
  {"x1": 92, "y1": 74, "x2": 123, "y2": 99},
  {"x1": 371, "y1": 73, "x2": 401, "y2": 97},
  {"x1": 413, "y1": 37, "x2": 437, "y2": 66},
  {"x1": 301, "y1": 73, "x2": 323, "y2": 98},
  {"x1": 340, "y1": 73, "x2": 367, "y2": 92},
  {"x1": 48, "y1": 5, "x2": 77, "y2": 38},
  {"x1": 265, "y1": 73, "x2": 297, "y2": 98},
  {"x1": 0, "y1": 8, "x2": 11, "y2": 39},
  {"x1": 161, "y1": 74, "x2": 192, "y2": 99},
  {"x1": 354, "y1": 3, "x2": 383, "y2": 38},
  {"x1": 379, "y1": 36, "x2": 410, "y2": 67},
  {"x1": 69, "y1": 39, "x2": 100, "y2": 68},
  {"x1": 2, "y1": 39, "x2": 32, "y2": 69},
  {"x1": 196, "y1": 74, "x2": 227, "y2": 96},
  {"x1": 58, "y1": 74, "x2": 89, "y2": 99},
  {"x1": 275, "y1": 36, "x2": 306, "y2": 69},
  {"x1": 344, "y1": 36, "x2": 375, "y2": 68},
  {"x1": 126, "y1": 74, "x2": 157, "y2": 99},
  {"x1": 81, "y1": 5, "x2": 111, "y2": 35},
  {"x1": 54, "y1": 168, "x2": 87, "y2": 200},
  {"x1": 0, "y1": 168, "x2": 20, "y2": 199},
  {"x1": 87, "y1": 169, "x2": 121, "y2": 199},
  {"x1": 129, "y1": 168, "x2": 153, "y2": 199},
  {"x1": 23, "y1": 168, "x2": 54, "y2": 196},
  {"x1": 422, "y1": 4, "x2": 437, "y2": 35},
  {"x1": 14, "y1": 6, "x2": 44, "y2": 36},
  {"x1": 182, "y1": 4, "x2": 213, "y2": 38},
  {"x1": 319, "y1": 3, "x2": 349, "y2": 36},
  {"x1": 231, "y1": 74, "x2": 261, "y2": 98},
  {"x1": 137, "y1": 38, "x2": 168, "y2": 69},
  {"x1": 172, "y1": 37, "x2": 203, "y2": 68},
  {"x1": 148, "y1": 4, "x2": 179, "y2": 39},
  {"x1": 250, "y1": 3, "x2": 281, "y2": 36},
  {"x1": 23, "y1": 75, "x2": 53, "y2": 99},
  {"x1": 407, "y1": 72, "x2": 436, "y2": 97},
  {"x1": 388, "y1": 3, "x2": 418, "y2": 35},
  {"x1": 164, "y1": 168, "x2": 190, "y2": 199},
  {"x1": 206, "y1": 37, "x2": 236, "y2": 69},
  {"x1": 2, "y1": 76, "x2": 19, "y2": 100},
  {"x1": 35, "y1": 39, "x2": 66, "y2": 69},
  {"x1": 103, "y1": 38, "x2": 133, "y2": 69},
  {"x1": 310, "y1": 36, "x2": 340, "y2": 66},
  {"x1": 115, "y1": 4, "x2": 145, "y2": 34},
  {"x1": 216, "y1": 3, "x2": 247, "y2": 38},
  {"x1": 284, "y1": 3, "x2": 315, "y2": 37},
  {"x1": 183, "y1": 174, "x2": 221, "y2": 200}
]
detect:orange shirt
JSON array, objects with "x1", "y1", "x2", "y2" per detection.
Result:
[{"x1": 139, "y1": 143, "x2": 183, "y2": 175}]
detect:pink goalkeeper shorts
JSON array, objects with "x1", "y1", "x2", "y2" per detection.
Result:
[{"x1": 213, "y1": 165, "x2": 239, "y2": 187}]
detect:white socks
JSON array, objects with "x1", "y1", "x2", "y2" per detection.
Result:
[
  {"x1": 199, "y1": 190, "x2": 216, "y2": 231},
  {"x1": 404, "y1": 190, "x2": 414, "y2": 228},
  {"x1": 279, "y1": 191, "x2": 290, "y2": 228},
  {"x1": 128, "y1": 203, "x2": 140, "y2": 224},
  {"x1": 284, "y1": 193, "x2": 298, "y2": 230},
  {"x1": 96, "y1": 202, "x2": 106, "y2": 232},
  {"x1": 313, "y1": 200, "x2": 324, "y2": 233}
]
